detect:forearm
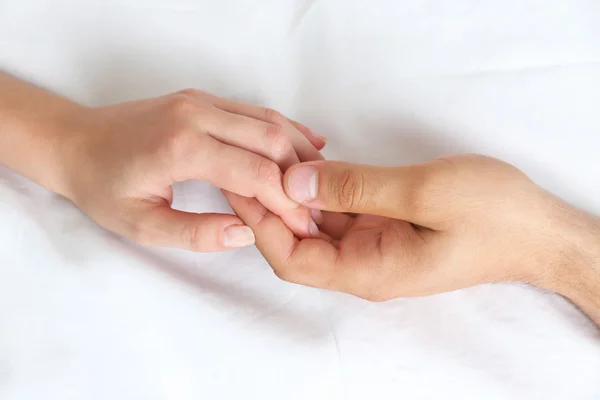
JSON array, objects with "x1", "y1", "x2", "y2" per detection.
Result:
[
  {"x1": 544, "y1": 202, "x2": 600, "y2": 325},
  {"x1": 567, "y1": 267, "x2": 600, "y2": 326},
  {"x1": 0, "y1": 72, "x2": 84, "y2": 196},
  {"x1": 563, "y1": 250, "x2": 600, "y2": 326}
]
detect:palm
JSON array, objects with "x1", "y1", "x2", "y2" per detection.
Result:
[{"x1": 320, "y1": 212, "x2": 418, "y2": 262}]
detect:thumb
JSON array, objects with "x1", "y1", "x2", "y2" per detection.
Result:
[
  {"x1": 284, "y1": 161, "x2": 434, "y2": 225},
  {"x1": 124, "y1": 204, "x2": 256, "y2": 252}
]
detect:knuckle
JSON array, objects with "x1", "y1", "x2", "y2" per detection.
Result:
[
  {"x1": 273, "y1": 267, "x2": 296, "y2": 284},
  {"x1": 264, "y1": 124, "x2": 292, "y2": 162},
  {"x1": 253, "y1": 157, "x2": 282, "y2": 186},
  {"x1": 166, "y1": 92, "x2": 197, "y2": 117},
  {"x1": 335, "y1": 169, "x2": 365, "y2": 210},
  {"x1": 263, "y1": 108, "x2": 287, "y2": 126},
  {"x1": 176, "y1": 88, "x2": 201, "y2": 98},
  {"x1": 358, "y1": 288, "x2": 390, "y2": 303},
  {"x1": 183, "y1": 224, "x2": 203, "y2": 252},
  {"x1": 366, "y1": 294, "x2": 389, "y2": 303}
]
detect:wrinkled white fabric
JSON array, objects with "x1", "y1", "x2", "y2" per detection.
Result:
[{"x1": 1, "y1": 1, "x2": 600, "y2": 399}]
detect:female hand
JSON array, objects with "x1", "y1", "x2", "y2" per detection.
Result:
[
  {"x1": 62, "y1": 90, "x2": 326, "y2": 251},
  {"x1": 0, "y1": 73, "x2": 326, "y2": 251},
  {"x1": 224, "y1": 154, "x2": 600, "y2": 323}
]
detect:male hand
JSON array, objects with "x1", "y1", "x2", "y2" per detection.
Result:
[{"x1": 225, "y1": 154, "x2": 600, "y2": 323}]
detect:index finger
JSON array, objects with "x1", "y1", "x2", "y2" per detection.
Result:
[{"x1": 223, "y1": 190, "x2": 342, "y2": 290}]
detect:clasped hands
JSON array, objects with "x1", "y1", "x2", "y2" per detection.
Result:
[{"x1": 46, "y1": 89, "x2": 599, "y2": 312}]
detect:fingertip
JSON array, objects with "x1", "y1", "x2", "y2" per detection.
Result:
[
  {"x1": 311, "y1": 132, "x2": 327, "y2": 150},
  {"x1": 137, "y1": 205, "x2": 250, "y2": 252},
  {"x1": 305, "y1": 131, "x2": 326, "y2": 150},
  {"x1": 221, "y1": 224, "x2": 255, "y2": 248},
  {"x1": 187, "y1": 214, "x2": 247, "y2": 252},
  {"x1": 288, "y1": 119, "x2": 327, "y2": 152}
]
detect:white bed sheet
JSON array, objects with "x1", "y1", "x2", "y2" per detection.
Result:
[{"x1": 1, "y1": 1, "x2": 600, "y2": 399}]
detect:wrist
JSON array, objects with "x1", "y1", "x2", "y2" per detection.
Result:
[
  {"x1": 0, "y1": 73, "x2": 90, "y2": 199},
  {"x1": 38, "y1": 103, "x2": 92, "y2": 200}
]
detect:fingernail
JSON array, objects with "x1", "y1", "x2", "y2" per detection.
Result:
[
  {"x1": 310, "y1": 208, "x2": 323, "y2": 224},
  {"x1": 222, "y1": 225, "x2": 255, "y2": 248},
  {"x1": 309, "y1": 219, "x2": 319, "y2": 237},
  {"x1": 312, "y1": 131, "x2": 327, "y2": 142},
  {"x1": 287, "y1": 166, "x2": 317, "y2": 203}
]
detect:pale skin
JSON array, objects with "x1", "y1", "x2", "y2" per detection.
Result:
[
  {"x1": 2, "y1": 72, "x2": 600, "y2": 325},
  {"x1": 0, "y1": 72, "x2": 326, "y2": 251}
]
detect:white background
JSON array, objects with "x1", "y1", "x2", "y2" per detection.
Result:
[{"x1": 1, "y1": 1, "x2": 600, "y2": 399}]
